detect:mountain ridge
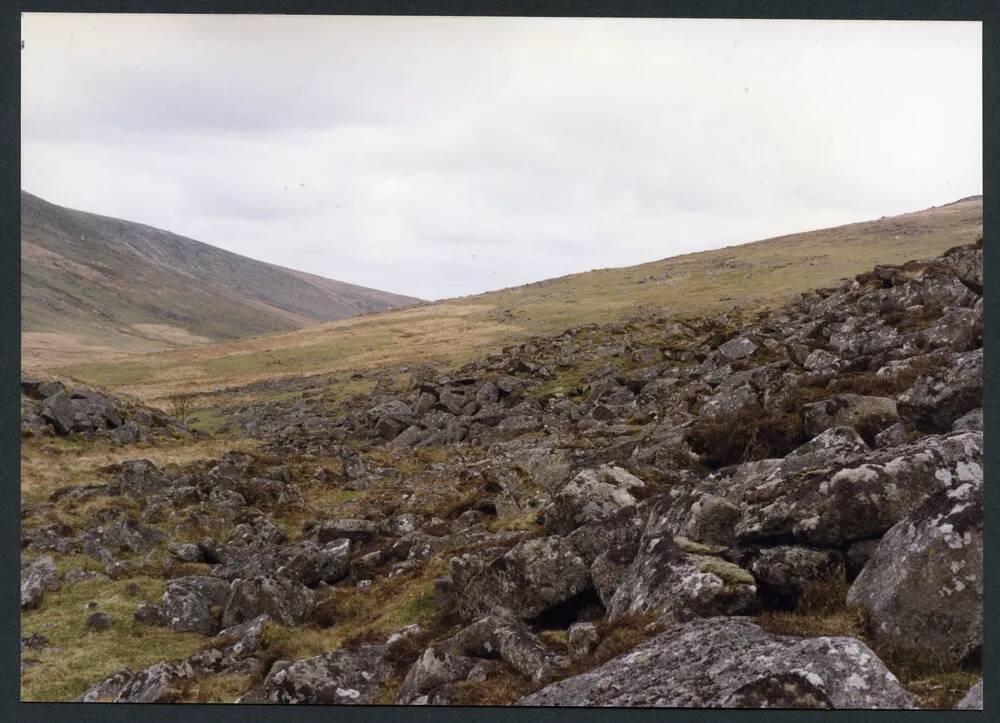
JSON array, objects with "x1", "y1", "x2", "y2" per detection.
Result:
[{"x1": 21, "y1": 190, "x2": 421, "y2": 366}]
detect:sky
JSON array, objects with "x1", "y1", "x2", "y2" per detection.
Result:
[{"x1": 21, "y1": 15, "x2": 982, "y2": 301}]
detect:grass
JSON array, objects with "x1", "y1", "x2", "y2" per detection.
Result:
[
  {"x1": 20, "y1": 575, "x2": 207, "y2": 701},
  {"x1": 699, "y1": 557, "x2": 756, "y2": 586},
  {"x1": 176, "y1": 673, "x2": 254, "y2": 704},
  {"x1": 20, "y1": 434, "x2": 261, "y2": 506},
  {"x1": 486, "y1": 511, "x2": 544, "y2": 534},
  {"x1": 265, "y1": 559, "x2": 448, "y2": 667},
  {"x1": 48, "y1": 199, "x2": 981, "y2": 406}
]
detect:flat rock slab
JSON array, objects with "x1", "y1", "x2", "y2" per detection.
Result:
[{"x1": 518, "y1": 617, "x2": 916, "y2": 709}]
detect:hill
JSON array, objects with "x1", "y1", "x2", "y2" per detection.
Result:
[
  {"x1": 20, "y1": 236, "x2": 983, "y2": 706},
  {"x1": 21, "y1": 191, "x2": 421, "y2": 367},
  {"x1": 55, "y1": 196, "x2": 982, "y2": 406}
]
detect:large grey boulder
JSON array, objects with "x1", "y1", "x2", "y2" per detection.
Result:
[
  {"x1": 517, "y1": 617, "x2": 916, "y2": 708},
  {"x1": 247, "y1": 645, "x2": 386, "y2": 704},
  {"x1": 897, "y1": 349, "x2": 982, "y2": 432},
  {"x1": 160, "y1": 575, "x2": 232, "y2": 635},
  {"x1": 38, "y1": 389, "x2": 122, "y2": 435},
  {"x1": 649, "y1": 490, "x2": 740, "y2": 549},
  {"x1": 607, "y1": 500, "x2": 756, "y2": 621},
  {"x1": 212, "y1": 539, "x2": 350, "y2": 587},
  {"x1": 456, "y1": 536, "x2": 591, "y2": 621},
  {"x1": 38, "y1": 392, "x2": 82, "y2": 434},
  {"x1": 395, "y1": 647, "x2": 489, "y2": 704},
  {"x1": 438, "y1": 615, "x2": 566, "y2": 682},
  {"x1": 543, "y1": 465, "x2": 644, "y2": 535},
  {"x1": 847, "y1": 475, "x2": 982, "y2": 668},
  {"x1": 943, "y1": 242, "x2": 983, "y2": 294},
  {"x1": 566, "y1": 504, "x2": 647, "y2": 565},
  {"x1": 736, "y1": 431, "x2": 982, "y2": 546},
  {"x1": 397, "y1": 615, "x2": 564, "y2": 703},
  {"x1": 222, "y1": 575, "x2": 315, "y2": 628},
  {"x1": 314, "y1": 518, "x2": 377, "y2": 544}
]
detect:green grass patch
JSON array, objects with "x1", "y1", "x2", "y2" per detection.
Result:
[{"x1": 20, "y1": 575, "x2": 206, "y2": 702}]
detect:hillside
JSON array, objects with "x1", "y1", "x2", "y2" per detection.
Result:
[
  {"x1": 21, "y1": 191, "x2": 421, "y2": 367},
  {"x1": 20, "y1": 237, "x2": 983, "y2": 706},
  {"x1": 56, "y1": 196, "x2": 982, "y2": 406}
]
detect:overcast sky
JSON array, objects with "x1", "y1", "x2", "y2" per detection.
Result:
[{"x1": 21, "y1": 15, "x2": 981, "y2": 300}]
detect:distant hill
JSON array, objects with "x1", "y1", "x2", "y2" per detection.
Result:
[
  {"x1": 57, "y1": 195, "x2": 982, "y2": 402},
  {"x1": 21, "y1": 191, "x2": 420, "y2": 366}
]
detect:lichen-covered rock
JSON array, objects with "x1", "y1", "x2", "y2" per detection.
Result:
[
  {"x1": 651, "y1": 490, "x2": 740, "y2": 549},
  {"x1": 186, "y1": 614, "x2": 271, "y2": 677},
  {"x1": 161, "y1": 575, "x2": 232, "y2": 635},
  {"x1": 718, "y1": 337, "x2": 758, "y2": 361},
  {"x1": 79, "y1": 516, "x2": 165, "y2": 560},
  {"x1": 591, "y1": 542, "x2": 641, "y2": 608},
  {"x1": 897, "y1": 349, "x2": 982, "y2": 432},
  {"x1": 222, "y1": 575, "x2": 315, "y2": 628},
  {"x1": 943, "y1": 241, "x2": 983, "y2": 293},
  {"x1": 566, "y1": 504, "x2": 647, "y2": 565},
  {"x1": 517, "y1": 617, "x2": 916, "y2": 708},
  {"x1": 802, "y1": 348, "x2": 840, "y2": 371},
  {"x1": 76, "y1": 669, "x2": 135, "y2": 702},
  {"x1": 543, "y1": 465, "x2": 644, "y2": 535},
  {"x1": 736, "y1": 431, "x2": 982, "y2": 546},
  {"x1": 567, "y1": 622, "x2": 600, "y2": 659},
  {"x1": 227, "y1": 516, "x2": 287, "y2": 549},
  {"x1": 395, "y1": 647, "x2": 484, "y2": 704},
  {"x1": 847, "y1": 476, "x2": 982, "y2": 668},
  {"x1": 608, "y1": 501, "x2": 756, "y2": 621},
  {"x1": 108, "y1": 459, "x2": 169, "y2": 497},
  {"x1": 212, "y1": 539, "x2": 350, "y2": 587},
  {"x1": 114, "y1": 661, "x2": 195, "y2": 703},
  {"x1": 21, "y1": 555, "x2": 59, "y2": 609},
  {"x1": 444, "y1": 615, "x2": 565, "y2": 682},
  {"x1": 396, "y1": 615, "x2": 562, "y2": 702},
  {"x1": 456, "y1": 536, "x2": 591, "y2": 621},
  {"x1": 247, "y1": 645, "x2": 386, "y2": 704},
  {"x1": 314, "y1": 518, "x2": 377, "y2": 544},
  {"x1": 167, "y1": 541, "x2": 204, "y2": 563}
]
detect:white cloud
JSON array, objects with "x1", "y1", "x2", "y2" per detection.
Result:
[{"x1": 21, "y1": 15, "x2": 982, "y2": 300}]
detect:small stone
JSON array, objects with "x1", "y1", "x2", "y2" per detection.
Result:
[{"x1": 85, "y1": 612, "x2": 113, "y2": 631}]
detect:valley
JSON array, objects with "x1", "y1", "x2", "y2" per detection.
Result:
[{"x1": 19, "y1": 198, "x2": 984, "y2": 709}]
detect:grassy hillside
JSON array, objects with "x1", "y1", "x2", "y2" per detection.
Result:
[
  {"x1": 21, "y1": 191, "x2": 420, "y2": 368},
  {"x1": 55, "y1": 196, "x2": 982, "y2": 404}
]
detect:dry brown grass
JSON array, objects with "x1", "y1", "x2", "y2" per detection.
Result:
[
  {"x1": 444, "y1": 669, "x2": 539, "y2": 706},
  {"x1": 176, "y1": 673, "x2": 254, "y2": 703},
  {"x1": 20, "y1": 434, "x2": 260, "y2": 505},
  {"x1": 48, "y1": 198, "x2": 982, "y2": 405}
]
